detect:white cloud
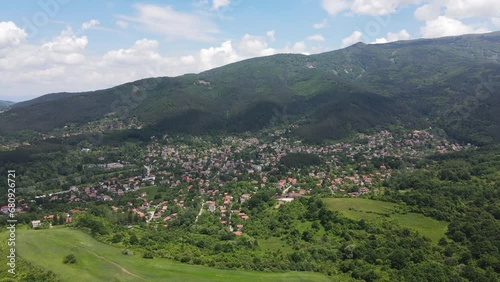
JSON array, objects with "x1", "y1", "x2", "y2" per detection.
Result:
[
  {"x1": 341, "y1": 31, "x2": 363, "y2": 47},
  {"x1": 199, "y1": 40, "x2": 240, "y2": 70},
  {"x1": 351, "y1": 0, "x2": 422, "y2": 16},
  {"x1": 373, "y1": 29, "x2": 411, "y2": 43},
  {"x1": 313, "y1": 19, "x2": 328, "y2": 29},
  {"x1": 0, "y1": 21, "x2": 27, "y2": 49},
  {"x1": 322, "y1": 0, "x2": 350, "y2": 16},
  {"x1": 115, "y1": 20, "x2": 128, "y2": 29},
  {"x1": 414, "y1": 3, "x2": 442, "y2": 21},
  {"x1": 212, "y1": 0, "x2": 231, "y2": 10},
  {"x1": 444, "y1": 0, "x2": 500, "y2": 19},
  {"x1": 280, "y1": 41, "x2": 309, "y2": 55},
  {"x1": 82, "y1": 19, "x2": 100, "y2": 30},
  {"x1": 292, "y1": 41, "x2": 307, "y2": 53},
  {"x1": 180, "y1": 55, "x2": 196, "y2": 65},
  {"x1": 238, "y1": 34, "x2": 276, "y2": 57},
  {"x1": 118, "y1": 4, "x2": 219, "y2": 42},
  {"x1": 322, "y1": 0, "x2": 422, "y2": 16},
  {"x1": 420, "y1": 16, "x2": 489, "y2": 38},
  {"x1": 103, "y1": 39, "x2": 160, "y2": 65},
  {"x1": 307, "y1": 34, "x2": 326, "y2": 41},
  {"x1": 41, "y1": 28, "x2": 88, "y2": 54}
]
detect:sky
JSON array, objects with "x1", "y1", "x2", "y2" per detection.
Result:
[{"x1": 0, "y1": 0, "x2": 499, "y2": 102}]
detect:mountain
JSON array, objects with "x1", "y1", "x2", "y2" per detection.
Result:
[
  {"x1": 1, "y1": 32, "x2": 499, "y2": 144},
  {"x1": 0, "y1": 100, "x2": 15, "y2": 110}
]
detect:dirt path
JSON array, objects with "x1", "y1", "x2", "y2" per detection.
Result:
[{"x1": 79, "y1": 246, "x2": 150, "y2": 281}]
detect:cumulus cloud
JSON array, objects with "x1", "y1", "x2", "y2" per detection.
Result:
[
  {"x1": 322, "y1": 0, "x2": 350, "y2": 16},
  {"x1": 238, "y1": 34, "x2": 276, "y2": 57},
  {"x1": 82, "y1": 20, "x2": 100, "y2": 30},
  {"x1": 373, "y1": 29, "x2": 411, "y2": 43},
  {"x1": 444, "y1": 0, "x2": 500, "y2": 19},
  {"x1": 307, "y1": 34, "x2": 326, "y2": 41},
  {"x1": 313, "y1": 19, "x2": 328, "y2": 29},
  {"x1": 420, "y1": 16, "x2": 489, "y2": 38},
  {"x1": 0, "y1": 21, "x2": 27, "y2": 49},
  {"x1": 413, "y1": 0, "x2": 497, "y2": 38},
  {"x1": 103, "y1": 39, "x2": 161, "y2": 65},
  {"x1": 341, "y1": 31, "x2": 363, "y2": 47},
  {"x1": 118, "y1": 4, "x2": 219, "y2": 42},
  {"x1": 42, "y1": 28, "x2": 87, "y2": 53},
  {"x1": 212, "y1": 0, "x2": 231, "y2": 10}
]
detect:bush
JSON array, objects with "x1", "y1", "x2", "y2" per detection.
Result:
[
  {"x1": 121, "y1": 249, "x2": 134, "y2": 256},
  {"x1": 63, "y1": 254, "x2": 77, "y2": 264},
  {"x1": 142, "y1": 251, "x2": 154, "y2": 259}
]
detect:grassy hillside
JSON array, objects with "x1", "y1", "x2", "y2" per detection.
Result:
[
  {"x1": 15, "y1": 228, "x2": 343, "y2": 282},
  {"x1": 322, "y1": 198, "x2": 448, "y2": 243}
]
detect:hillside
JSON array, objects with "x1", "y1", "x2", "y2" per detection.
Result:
[
  {"x1": 0, "y1": 100, "x2": 15, "y2": 110},
  {"x1": 1, "y1": 32, "x2": 499, "y2": 144},
  {"x1": 13, "y1": 228, "x2": 340, "y2": 282}
]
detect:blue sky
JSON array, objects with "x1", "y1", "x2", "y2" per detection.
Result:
[{"x1": 0, "y1": 0, "x2": 499, "y2": 101}]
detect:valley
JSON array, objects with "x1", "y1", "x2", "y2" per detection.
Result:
[{"x1": 0, "y1": 31, "x2": 499, "y2": 282}]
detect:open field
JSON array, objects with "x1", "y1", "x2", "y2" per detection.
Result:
[
  {"x1": 322, "y1": 198, "x2": 448, "y2": 243},
  {"x1": 14, "y1": 228, "x2": 344, "y2": 282}
]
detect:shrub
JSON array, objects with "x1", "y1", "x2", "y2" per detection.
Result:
[{"x1": 63, "y1": 254, "x2": 77, "y2": 264}]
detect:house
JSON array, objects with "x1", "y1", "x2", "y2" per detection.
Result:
[
  {"x1": 233, "y1": 231, "x2": 243, "y2": 236},
  {"x1": 207, "y1": 201, "x2": 216, "y2": 213},
  {"x1": 1, "y1": 205, "x2": 9, "y2": 214},
  {"x1": 240, "y1": 194, "x2": 251, "y2": 204},
  {"x1": 31, "y1": 220, "x2": 42, "y2": 228}
]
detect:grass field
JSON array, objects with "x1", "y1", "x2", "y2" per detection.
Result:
[
  {"x1": 322, "y1": 198, "x2": 448, "y2": 243},
  {"x1": 14, "y1": 228, "x2": 344, "y2": 282}
]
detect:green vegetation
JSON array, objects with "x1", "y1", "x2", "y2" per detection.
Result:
[
  {"x1": 1, "y1": 32, "x2": 499, "y2": 144},
  {"x1": 63, "y1": 254, "x2": 77, "y2": 264},
  {"x1": 380, "y1": 145, "x2": 500, "y2": 280},
  {"x1": 15, "y1": 228, "x2": 338, "y2": 282},
  {"x1": 322, "y1": 198, "x2": 448, "y2": 243},
  {"x1": 280, "y1": 153, "x2": 321, "y2": 168}
]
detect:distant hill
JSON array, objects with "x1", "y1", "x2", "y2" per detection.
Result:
[
  {"x1": 0, "y1": 100, "x2": 15, "y2": 110},
  {"x1": 1, "y1": 31, "x2": 499, "y2": 144}
]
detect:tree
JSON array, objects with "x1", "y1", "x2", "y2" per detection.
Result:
[
  {"x1": 389, "y1": 249, "x2": 409, "y2": 270},
  {"x1": 59, "y1": 214, "x2": 65, "y2": 225},
  {"x1": 129, "y1": 234, "x2": 138, "y2": 245},
  {"x1": 63, "y1": 254, "x2": 77, "y2": 264}
]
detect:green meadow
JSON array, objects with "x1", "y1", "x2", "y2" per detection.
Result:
[
  {"x1": 14, "y1": 228, "x2": 343, "y2": 282},
  {"x1": 322, "y1": 198, "x2": 448, "y2": 243}
]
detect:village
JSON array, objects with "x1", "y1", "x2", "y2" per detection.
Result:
[{"x1": 2, "y1": 127, "x2": 467, "y2": 236}]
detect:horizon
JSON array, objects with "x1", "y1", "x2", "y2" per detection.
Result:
[{"x1": 1, "y1": 0, "x2": 500, "y2": 102}]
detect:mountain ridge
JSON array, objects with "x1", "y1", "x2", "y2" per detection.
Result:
[{"x1": 1, "y1": 31, "x2": 499, "y2": 144}]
